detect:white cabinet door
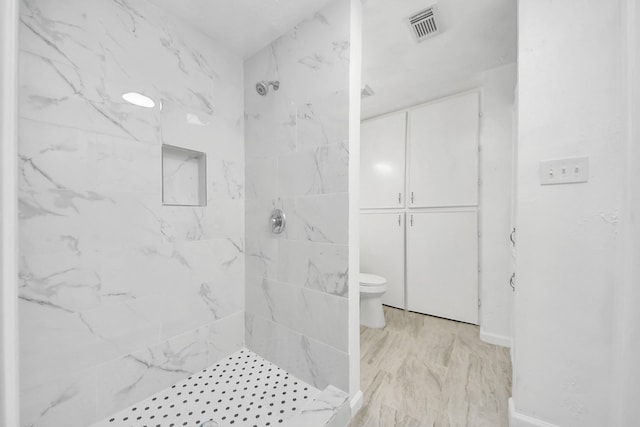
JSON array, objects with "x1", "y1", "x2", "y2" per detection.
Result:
[
  {"x1": 360, "y1": 212, "x2": 405, "y2": 309},
  {"x1": 406, "y1": 211, "x2": 478, "y2": 324},
  {"x1": 408, "y1": 92, "x2": 479, "y2": 208},
  {"x1": 361, "y1": 112, "x2": 406, "y2": 208}
]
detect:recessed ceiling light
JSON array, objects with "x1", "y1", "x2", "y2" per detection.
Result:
[{"x1": 122, "y1": 92, "x2": 156, "y2": 108}]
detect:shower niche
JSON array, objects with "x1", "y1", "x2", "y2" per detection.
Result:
[{"x1": 162, "y1": 144, "x2": 207, "y2": 206}]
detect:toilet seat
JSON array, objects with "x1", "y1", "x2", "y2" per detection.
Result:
[
  {"x1": 360, "y1": 273, "x2": 387, "y2": 286},
  {"x1": 360, "y1": 273, "x2": 387, "y2": 294},
  {"x1": 360, "y1": 283, "x2": 387, "y2": 294}
]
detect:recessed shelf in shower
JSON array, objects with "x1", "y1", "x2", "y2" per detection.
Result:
[{"x1": 162, "y1": 144, "x2": 207, "y2": 207}]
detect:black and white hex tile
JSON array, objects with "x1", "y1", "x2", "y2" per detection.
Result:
[{"x1": 92, "y1": 349, "x2": 320, "y2": 427}]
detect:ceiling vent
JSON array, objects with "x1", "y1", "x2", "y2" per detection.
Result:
[
  {"x1": 361, "y1": 84, "x2": 375, "y2": 98},
  {"x1": 409, "y1": 7, "x2": 439, "y2": 42}
]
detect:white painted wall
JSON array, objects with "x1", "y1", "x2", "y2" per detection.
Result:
[
  {"x1": 0, "y1": 0, "x2": 20, "y2": 425},
  {"x1": 512, "y1": 0, "x2": 628, "y2": 425},
  {"x1": 479, "y1": 63, "x2": 517, "y2": 346}
]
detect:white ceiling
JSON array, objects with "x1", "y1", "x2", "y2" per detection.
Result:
[
  {"x1": 149, "y1": 0, "x2": 336, "y2": 58},
  {"x1": 150, "y1": 0, "x2": 516, "y2": 117},
  {"x1": 361, "y1": 0, "x2": 517, "y2": 118}
]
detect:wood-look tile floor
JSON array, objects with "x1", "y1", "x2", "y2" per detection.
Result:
[{"x1": 349, "y1": 306, "x2": 512, "y2": 427}]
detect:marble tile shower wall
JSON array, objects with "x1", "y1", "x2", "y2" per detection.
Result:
[
  {"x1": 18, "y1": 0, "x2": 244, "y2": 426},
  {"x1": 244, "y1": 0, "x2": 351, "y2": 393}
]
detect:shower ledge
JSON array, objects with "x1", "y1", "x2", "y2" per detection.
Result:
[
  {"x1": 91, "y1": 348, "x2": 349, "y2": 427},
  {"x1": 282, "y1": 385, "x2": 350, "y2": 427}
]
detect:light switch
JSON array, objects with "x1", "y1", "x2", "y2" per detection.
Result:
[{"x1": 539, "y1": 157, "x2": 589, "y2": 185}]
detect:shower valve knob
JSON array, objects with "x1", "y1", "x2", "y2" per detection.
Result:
[{"x1": 270, "y1": 209, "x2": 286, "y2": 234}]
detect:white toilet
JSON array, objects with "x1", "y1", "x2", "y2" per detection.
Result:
[{"x1": 359, "y1": 273, "x2": 388, "y2": 328}]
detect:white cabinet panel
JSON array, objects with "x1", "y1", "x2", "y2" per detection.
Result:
[
  {"x1": 360, "y1": 212, "x2": 405, "y2": 309},
  {"x1": 361, "y1": 112, "x2": 406, "y2": 208},
  {"x1": 408, "y1": 92, "x2": 479, "y2": 208},
  {"x1": 406, "y1": 211, "x2": 478, "y2": 324}
]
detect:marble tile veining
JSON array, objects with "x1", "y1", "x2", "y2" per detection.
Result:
[
  {"x1": 18, "y1": 0, "x2": 245, "y2": 425},
  {"x1": 350, "y1": 306, "x2": 512, "y2": 427},
  {"x1": 245, "y1": 312, "x2": 350, "y2": 393},
  {"x1": 244, "y1": 0, "x2": 352, "y2": 397}
]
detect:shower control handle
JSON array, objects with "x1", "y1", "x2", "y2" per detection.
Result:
[{"x1": 270, "y1": 209, "x2": 286, "y2": 234}]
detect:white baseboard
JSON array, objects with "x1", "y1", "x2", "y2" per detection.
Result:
[
  {"x1": 350, "y1": 390, "x2": 363, "y2": 416},
  {"x1": 509, "y1": 398, "x2": 560, "y2": 427},
  {"x1": 480, "y1": 328, "x2": 511, "y2": 347}
]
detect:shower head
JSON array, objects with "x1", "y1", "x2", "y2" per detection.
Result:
[{"x1": 256, "y1": 80, "x2": 280, "y2": 96}]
